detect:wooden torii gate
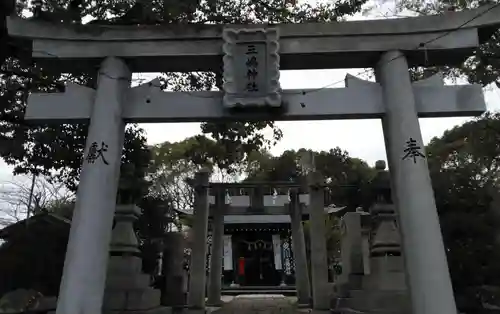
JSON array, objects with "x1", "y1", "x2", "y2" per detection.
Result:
[{"x1": 6, "y1": 6, "x2": 500, "y2": 314}]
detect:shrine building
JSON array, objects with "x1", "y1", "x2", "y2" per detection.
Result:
[{"x1": 179, "y1": 182, "x2": 346, "y2": 290}]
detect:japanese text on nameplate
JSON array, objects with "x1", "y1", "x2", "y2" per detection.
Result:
[
  {"x1": 402, "y1": 137, "x2": 425, "y2": 163},
  {"x1": 245, "y1": 44, "x2": 259, "y2": 92},
  {"x1": 85, "y1": 141, "x2": 109, "y2": 165}
]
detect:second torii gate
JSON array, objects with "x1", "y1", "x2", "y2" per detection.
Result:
[{"x1": 6, "y1": 5, "x2": 500, "y2": 314}]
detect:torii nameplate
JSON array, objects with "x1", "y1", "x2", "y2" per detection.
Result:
[{"x1": 222, "y1": 28, "x2": 281, "y2": 109}]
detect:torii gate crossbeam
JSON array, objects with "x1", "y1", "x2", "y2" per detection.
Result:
[{"x1": 6, "y1": 5, "x2": 500, "y2": 72}]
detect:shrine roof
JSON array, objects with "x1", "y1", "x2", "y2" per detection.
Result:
[
  {"x1": 175, "y1": 203, "x2": 347, "y2": 218},
  {"x1": 0, "y1": 213, "x2": 70, "y2": 240},
  {"x1": 6, "y1": 5, "x2": 500, "y2": 72}
]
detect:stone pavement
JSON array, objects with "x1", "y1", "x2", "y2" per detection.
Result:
[{"x1": 209, "y1": 295, "x2": 301, "y2": 314}]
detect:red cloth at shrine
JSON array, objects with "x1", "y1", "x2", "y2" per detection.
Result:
[{"x1": 238, "y1": 257, "x2": 245, "y2": 275}]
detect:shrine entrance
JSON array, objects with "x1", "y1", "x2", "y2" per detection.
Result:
[
  {"x1": 236, "y1": 233, "x2": 276, "y2": 286},
  {"x1": 8, "y1": 6, "x2": 500, "y2": 314},
  {"x1": 220, "y1": 208, "x2": 293, "y2": 289}
]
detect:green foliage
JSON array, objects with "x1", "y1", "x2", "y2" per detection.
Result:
[
  {"x1": 303, "y1": 215, "x2": 342, "y2": 264},
  {"x1": 149, "y1": 135, "x2": 218, "y2": 211},
  {"x1": 245, "y1": 148, "x2": 375, "y2": 208},
  {"x1": 426, "y1": 112, "x2": 500, "y2": 312},
  {"x1": 117, "y1": 126, "x2": 152, "y2": 203},
  {"x1": 0, "y1": 59, "x2": 151, "y2": 192},
  {"x1": 427, "y1": 112, "x2": 500, "y2": 183},
  {"x1": 395, "y1": 0, "x2": 500, "y2": 87},
  {"x1": 136, "y1": 194, "x2": 177, "y2": 275},
  {"x1": 146, "y1": 135, "x2": 243, "y2": 234}
]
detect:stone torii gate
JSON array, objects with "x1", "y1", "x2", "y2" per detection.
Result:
[{"x1": 6, "y1": 6, "x2": 500, "y2": 314}]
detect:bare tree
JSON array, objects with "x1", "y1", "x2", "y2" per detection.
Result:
[
  {"x1": 0, "y1": 175, "x2": 74, "y2": 226},
  {"x1": 148, "y1": 162, "x2": 238, "y2": 212}
]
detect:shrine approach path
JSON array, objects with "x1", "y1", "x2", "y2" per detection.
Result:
[{"x1": 210, "y1": 295, "x2": 301, "y2": 314}]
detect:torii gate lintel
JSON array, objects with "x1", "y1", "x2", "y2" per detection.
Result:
[{"x1": 24, "y1": 73, "x2": 485, "y2": 123}]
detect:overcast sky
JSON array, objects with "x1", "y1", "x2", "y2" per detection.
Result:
[{"x1": 1, "y1": 1, "x2": 500, "y2": 190}]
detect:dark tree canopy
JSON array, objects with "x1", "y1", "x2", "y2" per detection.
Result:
[
  {"x1": 395, "y1": 0, "x2": 500, "y2": 88},
  {"x1": 427, "y1": 112, "x2": 500, "y2": 312},
  {"x1": 244, "y1": 148, "x2": 375, "y2": 209}
]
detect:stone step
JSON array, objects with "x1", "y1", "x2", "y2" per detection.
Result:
[
  {"x1": 105, "y1": 273, "x2": 151, "y2": 289},
  {"x1": 349, "y1": 289, "x2": 409, "y2": 300},
  {"x1": 102, "y1": 307, "x2": 173, "y2": 314},
  {"x1": 337, "y1": 290, "x2": 410, "y2": 313},
  {"x1": 333, "y1": 308, "x2": 410, "y2": 314},
  {"x1": 336, "y1": 301, "x2": 410, "y2": 313},
  {"x1": 103, "y1": 288, "x2": 161, "y2": 311},
  {"x1": 221, "y1": 290, "x2": 297, "y2": 296},
  {"x1": 221, "y1": 285, "x2": 296, "y2": 291}
]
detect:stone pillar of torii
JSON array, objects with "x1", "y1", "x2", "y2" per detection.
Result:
[
  {"x1": 288, "y1": 188, "x2": 311, "y2": 306},
  {"x1": 206, "y1": 187, "x2": 225, "y2": 306},
  {"x1": 6, "y1": 6, "x2": 500, "y2": 314}
]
